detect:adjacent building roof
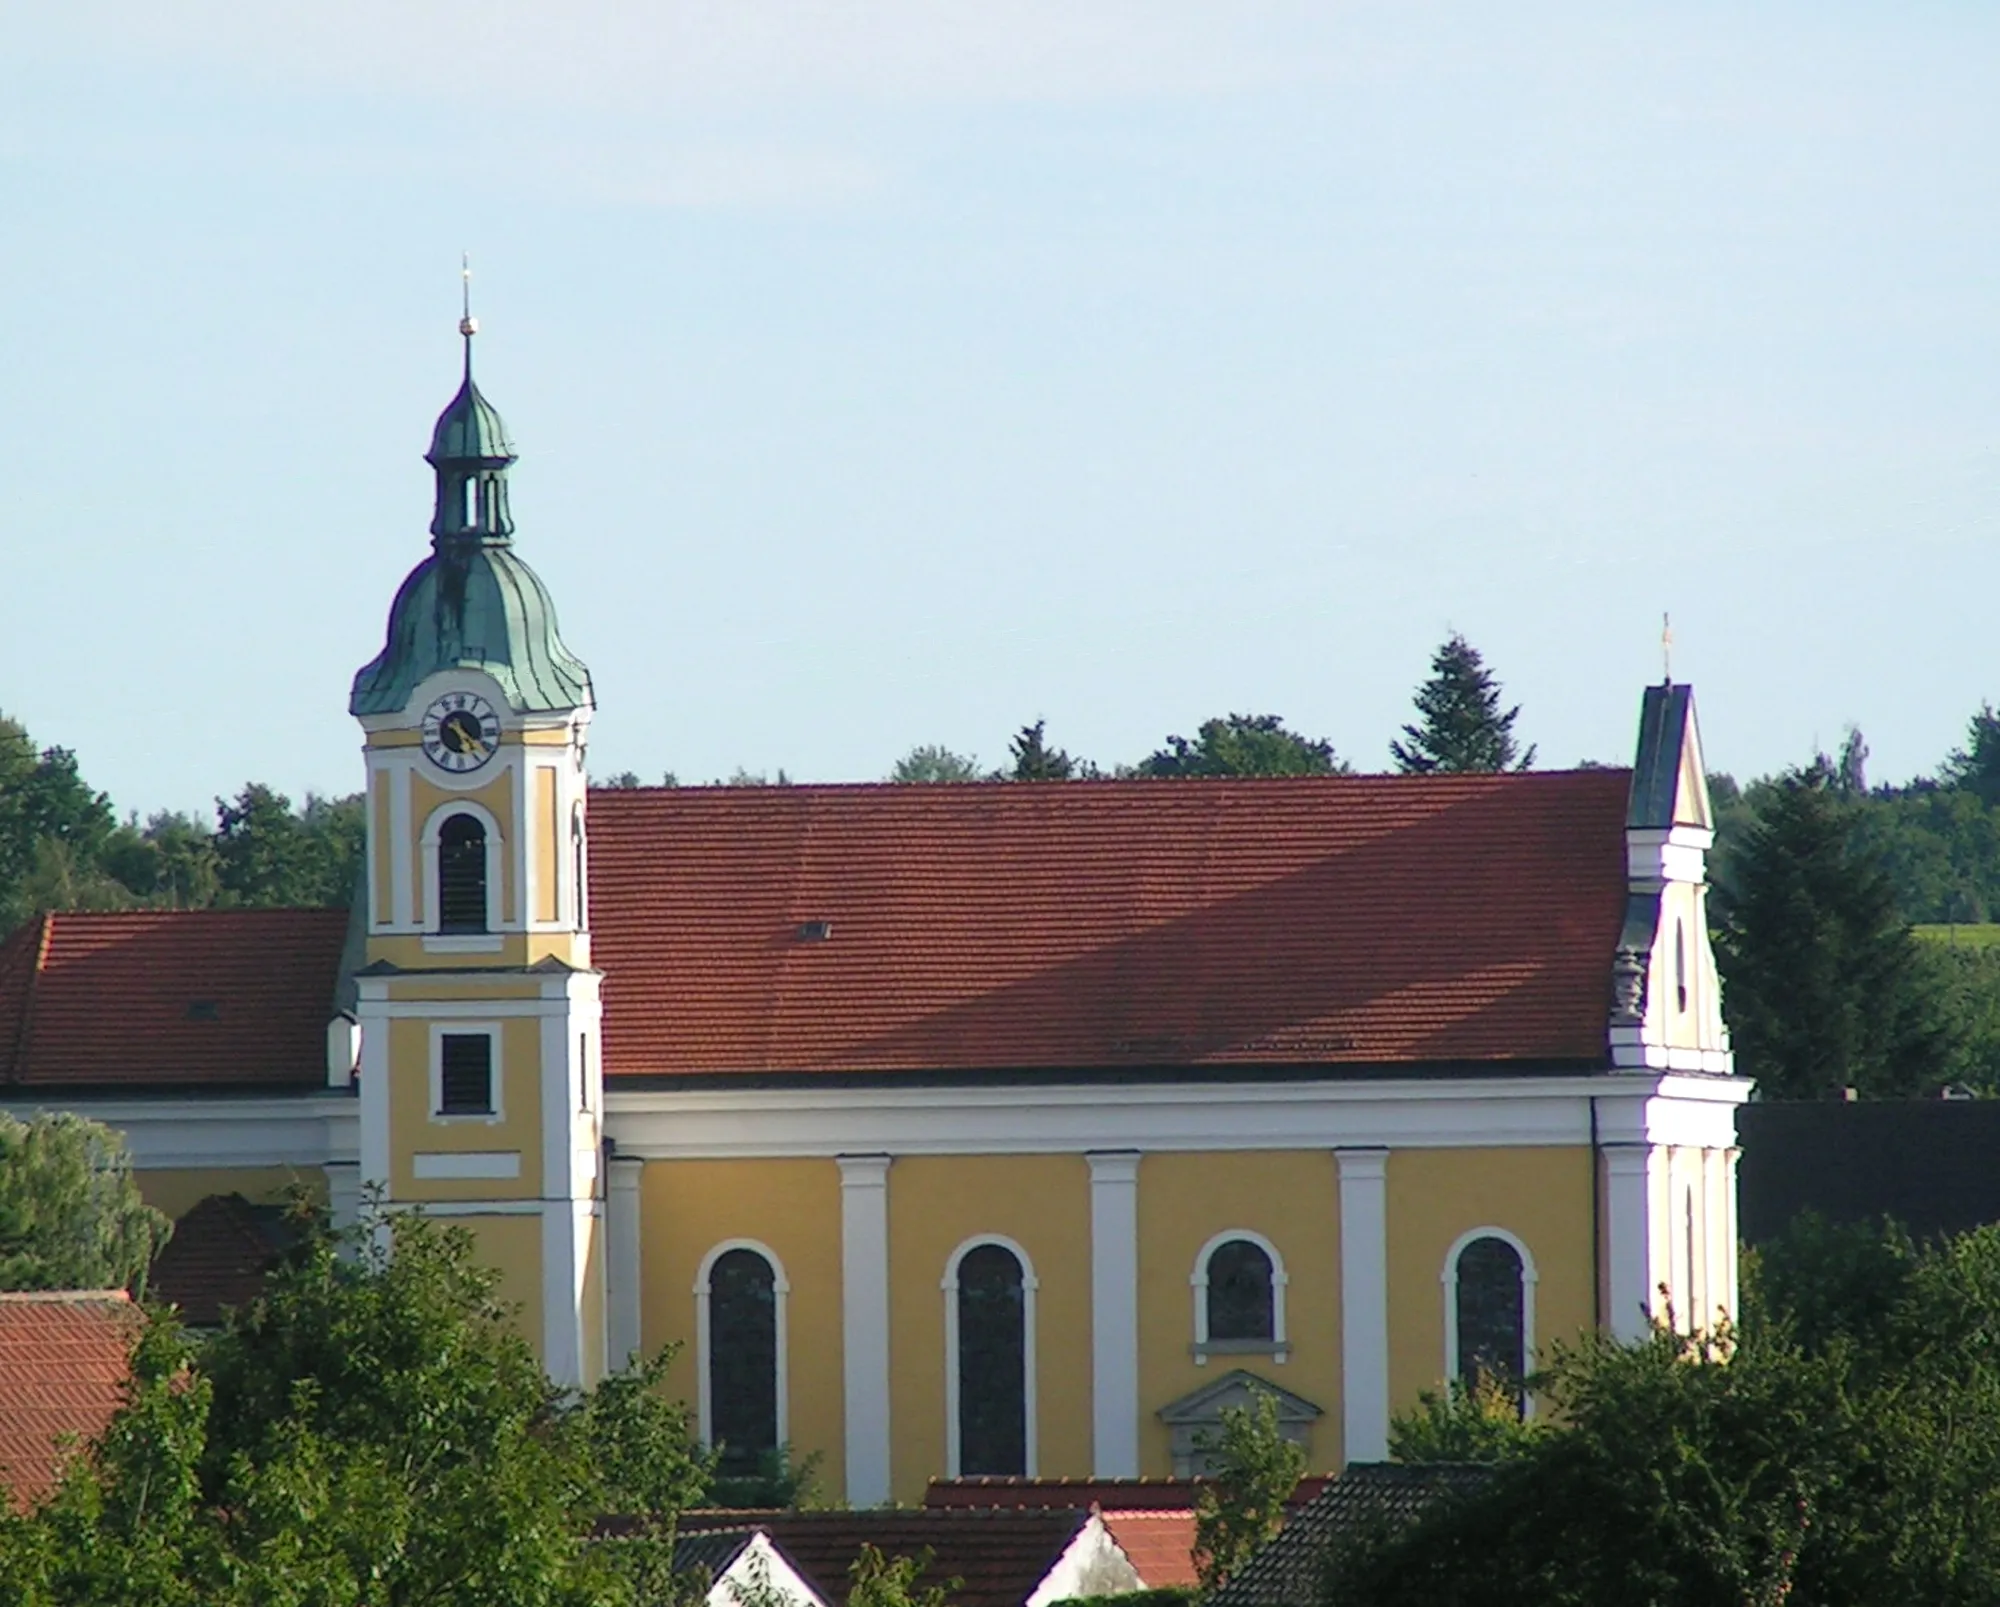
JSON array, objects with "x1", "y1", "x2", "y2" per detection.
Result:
[
  {"x1": 0, "y1": 1290, "x2": 139, "y2": 1511},
  {"x1": 1208, "y1": 1463, "x2": 1493, "y2": 1607},
  {"x1": 0, "y1": 910, "x2": 349, "y2": 1090},
  {"x1": 148, "y1": 1193, "x2": 298, "y2": 1326},
  {"x1": 676, "y1": 1508, "x2": 1109, "y2": 1607},
  {"x1": 925, "y1": 1475, "x2": 1333, "y2": 1513},
  {"x1": 1096, "y1": 1511, "x2": 1200, "y2": 1589},
  {"x1": 591, "y1": 770, "x2": 1630, "y2": 1079}
]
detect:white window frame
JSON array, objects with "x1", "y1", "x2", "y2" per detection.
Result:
[
  {"x1": 421, "y1": 799, "x2": 506, "y2": 952},
  {"x1": 1191, "y1": 1228, "x2": 1290, "y2": 1364},
  {"x1": 1441, "y1": 1225, "x2": 1539, "y2": 1413},
  {"x1": 942, "y1": 1233, "x2": 1039, "y2": 1479},
  {"x1": 428, "y1": 1022, "x2": 503, "y2": 1124},
  {"x1": 693, "y1": 1239, "x2": 791, "y2": 1454}
]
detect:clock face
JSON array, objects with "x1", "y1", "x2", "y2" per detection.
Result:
[{"x1": 420, "y1": 691, "x2": 502, "y2": 773}]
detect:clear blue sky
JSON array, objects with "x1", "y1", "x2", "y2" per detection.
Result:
[{"x1": 3, "y1": 1, "x2": 1996, "y2": 819}]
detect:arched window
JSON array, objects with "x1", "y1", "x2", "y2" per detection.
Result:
[
  {"x1": 697, "y1": 1244, "x2": 788, "y2": 1475},
  {"x1": 1191, "y1": 1231, "x2": 1289, "y2": 1360},
  {"x1": 1445, "y1": 1231, "x2": 1533, "y2": 1395},
  {"x1": 945, "y1": 1238, "x2": 1035, "y2": 1477},
  {"x1": 437, "y1": 813, "x2": 488, "y2": 933}
]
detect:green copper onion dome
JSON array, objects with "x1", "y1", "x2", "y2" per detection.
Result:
[{"x1": 350, "y1": 328, "x2": 593, "y2": 718}]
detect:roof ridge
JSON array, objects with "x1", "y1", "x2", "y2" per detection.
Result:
[
  {"x1": 1, "y1": 913, "x2": 55, "y2": 1083},
  {"x1": 0, "y1": 1287, "x2": 132, "y2": 1303}
]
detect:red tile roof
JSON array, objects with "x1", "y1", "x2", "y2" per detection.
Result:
[
  {"x1": 1100, "y1": 1511, "x2": 1200, "y2": 1588},
  {"x1": 589, "y1": 772, "x2": 1629, "y2": 1077},
  {"x1": 0, "y1": 1291, "x2": 139, "y2": 1511},
  {"x1": 677, "y1": 1508, "x2": 1093, "y2": 1607},
  {"x1": 924, "y1": 1474, "x2": 1333, "y2": 1513},
  {"x1": 0, "y1": 909, "x2": 347, "y2": 1089},
  {"x1": 148, "y1": 1193, "x2": 294, "y2": 1327}
]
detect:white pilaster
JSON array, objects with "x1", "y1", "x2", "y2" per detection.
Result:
[
  {"x1": 1087, "y1": 1151, "x2": 1141, "y2": 1477},
  {"x1": 1336, "y1": 1147, "x2": 1390, "y2": 1464},
  {"x1": 1603, "y1": 1143, "x2": 1664, "y2": 1341},
  {"x1": 323, "y1": 1159, "x2": 362, "y2": 1230},
  {"x1": 838, "y1": 1154, "x2": 893, "y2": 1506},
  {"x1": 607, "y1": 1153, "x2": 644, "y2": 1372}
]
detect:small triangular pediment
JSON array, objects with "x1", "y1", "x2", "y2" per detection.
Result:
[{"x1": 1157, "y1": 1368, "x2": 1324, "y2": 1426}]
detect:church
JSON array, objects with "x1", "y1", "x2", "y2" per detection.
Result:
[{"x1": 0, "y1": 328, "x2": 1748, "y2": 1506}]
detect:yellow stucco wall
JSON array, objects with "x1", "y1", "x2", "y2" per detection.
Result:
[
  {"x1": 412, "y1": 770, "x2": 516, "y2": 923},
  {"x1": 638, "y1": 1158, "x2": 847, "y2": 1502},
  {"x1": 1385, "y1": 1147, "x2": 1594, "y2": 1418},
  {"x1": 534, "y1": 765, "x2": 560, "y2": 923},
  {"x1": 461, "y1": 1213, "x2": 545, "y2": 1364},
  {"x1": 138, "y1": 1166, "x2": 324, "y2": 1221},
  {"x1": 581, "y1": 1213, "x2": 606, "y2": 1384},
  {"x1": 885, "y1": 1154, "x2": 1093, "y2": 1501},
  {"x1": 388, "y1": 1016, "x2": 542, "y2": 1200},
  {"x1": 1136, "y1": 1151, "x2": 1343, "y2": 1473}
]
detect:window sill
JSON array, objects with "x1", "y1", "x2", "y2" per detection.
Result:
[
  {"x1": 1193, "y1": 1340, "x2": 1290, "y2": 1365},
  {"x1": 431, "y1": 1110, "x2": 504, "y2": 1125},
  {"x1": 424, "y1": 934, "x2": 505, "y2": 954}
]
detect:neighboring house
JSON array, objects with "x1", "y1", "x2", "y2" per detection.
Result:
[
  {"x1": 674, "y1": 1528, "x2": 831, "y2": 1607},
  {"x1": 0, "y1": 328, "x2": 1750, "y2": 1504},
  {"x1": 0, "y1": 1290, "x2": 139, "y2": 1511},
  {"x1": 677, "y1": 1508, "x2": 1152, "y2": 1607},
  {"x1": 1737, "y1": 1099, "x2": 2000, "y2": 1243},
  {"x1": 148, "y1": 1191, "x2": 299, "y2": 1328},
  {"x1": 1207, "y1": 1463, "x2": 1494, "y2": 1607}
]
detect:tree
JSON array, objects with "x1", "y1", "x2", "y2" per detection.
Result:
[
  {"x1": 1192, "y1": 1393, "x2": 1307, "y2": 1593},
  {"x1": 1139, "y1": 715, "x2": 1346, "y2": 779},
  {"x1": 0, "y1": 1113, "x2": 170, "y2": 1293},
  {"x1": 847, "y1": 1545, "x2": 955, "y2": 1607},
  {"x1": 1008, "y1": 721, "x2": 1077, "y2": 782},
  {"x1": 1713, "y1": 759, "x2": 1956, "y2": 1099},
  {"x1": 890, "y1": 745, "x2": 983, "y2": 784},
  {"x1": 212, "y1": 786, "x2": 363, "y2": 908},
  {"x1": 1388, "y1": 1373, "x2": 1546, "y2": 1465},
  {"x1": 1943, "y1": 702, "x2": 2000, "y2": 804},
  {"x1": 1389, "y1": 634, "x2": 1535, "y2": 774},
  {"x1": 0, "y1": 1205, "x2": 713, "y2": 1606}
]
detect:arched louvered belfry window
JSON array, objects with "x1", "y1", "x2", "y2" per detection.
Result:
[
  {"x1": 1206, "y1": 1238, "x2": 1276, "y2": 1342},
  {"x1": 1453, "y1": 1234, "x2": 1528, "y2": 1390},
  {"x1": 953, "y1": 1242, "x2": 1029, "y2": 1476},
  {"x1": 437, "y1": 813, "x2": 488, "y2": 933},
  {"x1": 706, "y1": 1248, "x2": 779, "y2": 1475}
]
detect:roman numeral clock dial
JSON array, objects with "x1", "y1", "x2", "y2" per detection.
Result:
[{"x1": 420, "y1": 692, "x2": 502, "y2": 773}]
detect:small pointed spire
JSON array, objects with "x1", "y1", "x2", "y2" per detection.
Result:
[{"x1": 459, "y1": 252, "x2": 478, "y2": 377}]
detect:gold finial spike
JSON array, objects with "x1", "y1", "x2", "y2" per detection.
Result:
[
  {"x1": 459, "y1": 252, "x2": 478, "y2": 340},
  {"x1": 1662, "y1": 612, "x2": 1674, "y2": 686}
]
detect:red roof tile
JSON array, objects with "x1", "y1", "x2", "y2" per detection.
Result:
[
  {"x1": 149, "y1": 1193, "x2": 294, "y2": 1327},
  {"x1": 1100, "y1": 1511, "x2": 1200, "y2": 1589},
  {"x1": 924, "y1": 1475, "x2": 1333, "y2": 1513},
  {"x1": 0, "y1": 909, "x2": 347, "y2": 1089},
  {"x1": 677, "y1": 1509, "x2": 1091, "y2": 1607},
  {"x1": 0, "y1": 1291, "x2": 139, "y2": 1511},
  {"x1": 589, "y1": 772, "x2": 1629, "y2": 1077}
]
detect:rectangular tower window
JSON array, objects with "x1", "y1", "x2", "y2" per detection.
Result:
[{"x1": 439, "y1": 1033, "x2": 494, "y2": 1115}]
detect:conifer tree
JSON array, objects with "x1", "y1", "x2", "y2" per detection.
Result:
[
  {"x1": 1390, "y1": 635, "x2": 1535, "y2": 774},
  {"x1": 1008, "y1": 721, "x2": 1076, "y2": 781},
  {"x1": 0, "y1": 1113, "x2": 170, "y2": 1293},
  {"x1": 1712, "y1": 759, "x2": 1955, "y2": 1099}
]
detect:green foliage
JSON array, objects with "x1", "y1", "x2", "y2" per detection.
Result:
[
  {"x1": 1389, "y1": 634, "x2": 1534, "y2": 774},
  {"x1": 1047, "y1": 1591, "x2": 1199, "y2": 1607},
  {"x1": 707, "y1": 1444, "x2": 824, "y2": 1510},
  {"x1": 1328, "y1": 1217, "x2": 2000, "y2": 1607},
  {"x1": 847, "y1": 1544, "x2": 956, "y2": 1607},
  {"x1": 213, "y1": 785, "x2": 364, "y2": 908},
  {"x1": 1140, "y1": 715, "x2": 1346, "y2": 779},
  {"x1": 0, "y1": 1113, "x2": 170, "y2": 1293},
  {"x1": 1008, "y1": 720, "x2": 1080, "y2": 781},
  {"x1": 1387, "y1": 1372, "x2": 1546, "y2": 1464},
  {"x1": 890, "y1": 745, "x2": 983, "y2": 783},
  {"x1": 0, "y1": 1205, "x2": 712, "y2": 1606},
  {"x1": 1713, "y1": 758, "x2": 1956, "y2": 1098},
  {"x1": 1192, "y1": 1392, "x2": 1307, "y2": 1593}
]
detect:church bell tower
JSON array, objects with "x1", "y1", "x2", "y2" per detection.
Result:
[{"x1": 348, "y1": 299, "x2": 606, "y2": 1386}]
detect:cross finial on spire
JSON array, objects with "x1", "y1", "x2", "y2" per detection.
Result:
[
  {"x1": 1662, "y1": 612, "x2": 1673, "y2": 686},
  {"x1": 459, "y1": 253, "x2": 478, "y2": 376}
]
